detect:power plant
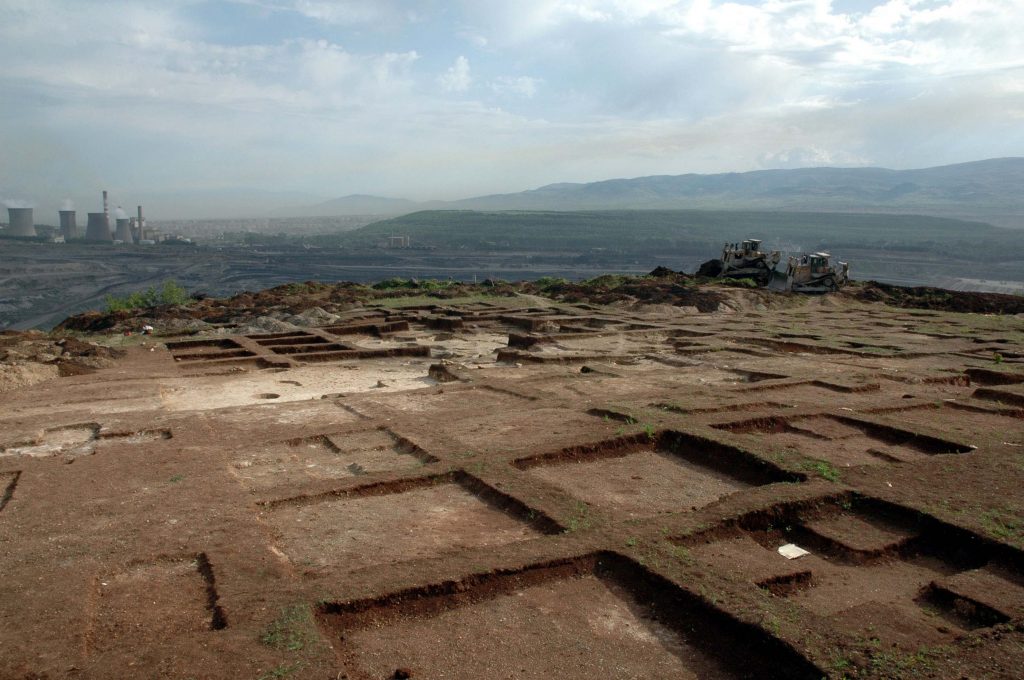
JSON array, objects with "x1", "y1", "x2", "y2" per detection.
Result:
[
  {"x1": 3, "y1": 190, "x2": 177, "y2": 245},
  {"x1": 7, "y1": 207, "x2": 36, "y2": 237},
  {"x1": 59, "y1": 210, "x2": 77, "y2": 240}
]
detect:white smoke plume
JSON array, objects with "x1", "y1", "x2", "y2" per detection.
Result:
[
  {"x1": 114, "y1": 206, "x2": 128, "y2": 219},
  {"x1": 3, "y1": 198, "x2": 35, "y2": 209},
  {"x1": 61, "y1": 198, "x2": 75, "y2": 210}
]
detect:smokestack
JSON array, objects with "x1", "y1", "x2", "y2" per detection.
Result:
[
  {"x1": 134, "y1": 206, "x2": 145, "y2": 242},
  {"x1": 115, "y1": 218, "x2": 133, "y2": 243},
  {"x1": 59, "y1": 210, "x2": 78, "y2": 240},
  {"x1": 85, "y1": 212, "x2": 113, "y2": 241},
  {"x1": 6, "y1": 207, "x2": 36, "y2": 237},
  {"x1": 102, "y1": 190, "x2": 109, "y2": 231}
]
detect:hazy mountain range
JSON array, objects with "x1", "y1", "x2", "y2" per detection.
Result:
[{"x1": 275, "y1": 158, "x2": 1024, "y2": 228}]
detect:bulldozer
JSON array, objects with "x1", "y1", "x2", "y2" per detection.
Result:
[
  {"x1": 782, "y1": 252, "x2": 849, "y2": 292},
  {"x1": 697, "y1": 239, "x2": 781, "y2": 286}
]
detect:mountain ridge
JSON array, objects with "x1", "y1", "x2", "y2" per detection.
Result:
[{"x1": 274, "y1": 158, "x2": 1024, "y2": 228}]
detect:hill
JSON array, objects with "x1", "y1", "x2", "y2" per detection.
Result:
[
  {"x1": 450, "y1": 158, "x2": 1024, "y2": 228},
  {"x1": 278, "y1": 158, "x2": 1024, "y2": 228},
  {"x1": 348, "y1": 209, "x2": 1004, "y2": 255}
]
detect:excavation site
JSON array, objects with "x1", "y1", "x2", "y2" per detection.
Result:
[{"x1": 1, "y1": 278, "x2": 1022, "y2": 679}]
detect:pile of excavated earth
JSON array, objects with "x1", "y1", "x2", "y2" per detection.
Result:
[
  {"x1": 0, "y1": 331, "x2": 125, "y2": 393},
  {"x1": 2, "y1": 275, "x2": 1023, "y2": 679}
]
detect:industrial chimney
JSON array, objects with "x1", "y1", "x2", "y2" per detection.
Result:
[
  {"x1": 59, "y1": 210, "x2": 77, "y2": 240},
  {"x1": 85, "y1": 212, "x2": 113, "y2": 241},
  {"x1": 102, "y1": 190, "x2": 109, "y2": 231},
  {"x1": 134, "y1": 205, "x2": 145, "y2": 242},
  {"x1": 6, "y1": 207, "x2": 36, "y2": 237}
]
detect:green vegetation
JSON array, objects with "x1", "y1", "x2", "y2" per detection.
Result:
[
  {"x1": 719, "y1": 277, "x2": 760, "y2": 288},
  {"x1": 564, "y1": 501, "x2": 592, "y2": 533},
  {"x1": 670, "y1": 545, "x2": 694, "y2": 565},
  {"x1": 104, "y1": 280, "x2": 189, "y2": 312},
  {"x1": 257, "y1": 663, "x2": 302, "y2": 680},
  {"x1": 259, "y1": 604, "x2": 318, "y2": 652},
  {"x1": 371, "y1": 277, "x2": 459, "y2": 291},
  {"x1": 865, "y1": 645, "x2": 946, "y2": 678},
  {"x1": 802, "y1": 460, "x2": 842, "y2": 483},
  {"x1": 979, "y1": 508, "x2": 1022, "y2": 548}
]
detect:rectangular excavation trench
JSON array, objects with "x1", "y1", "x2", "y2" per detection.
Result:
[
  {"x1": 172, "y1": 348, "x2": 257, "y2": 361},
  {"x1": 165, "y1": 338, "x2": 243, "y2": 352},
  {"x1": 231, "y1": 429, "x2": 437, "y2": 491},
  {"x1": 679, "y1": 497, "x2": 1024, "y2": 645},
  {"x1": 85, "y1": 554, "x2": 226, "y2": 663},
  {"x1": 316, "y1": 552, "x2": 822, "y2": 680},
  {"x1": 0, "y1": 471, "x2": 20, "y2": 511},
  {"x1": 1, "y1": 425, "x2": 172, "y2": 459},
  {"x1": 513, "y1": 431, "x2": 800, "y2": 519},
  {"x1": 861, "y1": 401, "x2": 1023, "y2": 439},
  {"x1": 262, "y1": 473, "x2": 558, "y2": 573},
  {"x1": 713, "y1": 414, "x2": 973, "y2": 466}
]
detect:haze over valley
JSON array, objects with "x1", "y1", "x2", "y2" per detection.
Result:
[{"x1": 2, "y1": 1, "x2": 1023, "y2": 328}]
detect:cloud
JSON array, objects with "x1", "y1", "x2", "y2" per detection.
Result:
[
  {"x1": 0, "y1": 1, "x2": 1021, "y2": 214},
  {"x1": 758, "y1": 146, "x2": 870, "y2": 169},
  {"x1": 491, "y1": 76, "x2": 541, "y2": 98},
  {"x1": 439, "y1": 55, "x2": 472, "y2": 92},
  {"x1": 235, "y1": 0, "x2": 410, "y2": 26}
]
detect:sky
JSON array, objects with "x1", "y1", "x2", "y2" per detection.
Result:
[{"x1": 1, "y1": 0, "x2": 1023, "y2": 218}]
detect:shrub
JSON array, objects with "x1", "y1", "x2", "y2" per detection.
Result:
[{"x1": 104, "y1": 280, "x2": 189, "y2": 312}]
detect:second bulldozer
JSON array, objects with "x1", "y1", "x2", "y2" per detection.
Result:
[{"x1": 783, "y1": 252, "x2": 849, "y2": 292}]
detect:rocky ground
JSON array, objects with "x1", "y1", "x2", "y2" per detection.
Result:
[
  {"x1": 0, "y1": 331, "x2": 124, "y2": 393},
  {"x1": 1, "y1": 276, "x2": 1023, "y2": 679}
]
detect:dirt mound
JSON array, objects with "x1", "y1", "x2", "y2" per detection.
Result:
[
  {"x1": 696, "y1": 259, "x2": 725, "y2": 277},
  {"x1": 848, "y1": 281, "x2": 1024, "y2": 314},
  {"x1": 53, "y1": 273, "x2": 1024, "y2": 337},
  {"x1": 0, "y1": 331, "x2": 125, "y2": 391}
]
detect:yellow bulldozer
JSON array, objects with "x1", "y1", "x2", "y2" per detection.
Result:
[{"x1": 782, "y1": 252, "x2": 849, "y2": 292}]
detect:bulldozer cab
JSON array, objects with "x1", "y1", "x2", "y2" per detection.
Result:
[{"x1": 809, "y1": 253, "x2": 831, "y2": 271}]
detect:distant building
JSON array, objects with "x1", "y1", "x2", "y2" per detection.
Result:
[{"x1": 387, "y1": 235, "x2": 411, "y2": 248}]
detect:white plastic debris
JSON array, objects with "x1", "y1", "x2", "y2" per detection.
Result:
[{"x1": 778, "y1": 543, "x2": 810, "y2": 560}]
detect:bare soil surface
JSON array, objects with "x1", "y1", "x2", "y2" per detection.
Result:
[{"x1": 2, "y1": 288, "x2": 1024, "y2": 679}]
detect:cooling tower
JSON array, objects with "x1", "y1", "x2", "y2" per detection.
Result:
[
  {"x1": 59, "y1": 210, "x2": 78, "y2": 240},
  {"x1": 85, "y1": 212, "x2": 113, "y2": 241},
  {"x1": 115, "y1": 218, "x2": 133, "y2": 243},
  {"x1": 7, "y1": 208, "x2": 35, "y2": 237}
]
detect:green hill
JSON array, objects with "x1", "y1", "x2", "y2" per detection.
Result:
[{"x1": 347, "y1": 209, "x2": 1005, "y2": 259}]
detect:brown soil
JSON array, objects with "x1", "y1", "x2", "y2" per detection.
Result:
[
  {"x1": 848, "y1": 280, "x2": 1024, "y2": 314},
  {"x1": 2, "y1": 288, "x2": 1024, "y2": 679}
]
